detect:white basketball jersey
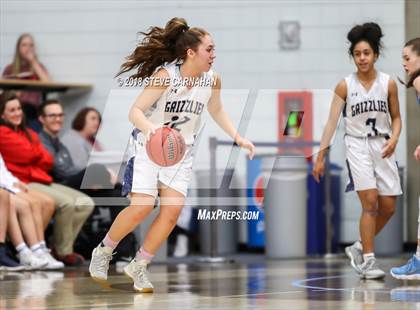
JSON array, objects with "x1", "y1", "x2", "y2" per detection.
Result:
[
  {"x1": 343, "y1": 71, "x2": 392, "y2": 138},
  {"x1": 143, "y1": 62, "x2": 214, "y2": 145}
]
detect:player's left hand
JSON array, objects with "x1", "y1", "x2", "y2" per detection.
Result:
[
  {"x1": 235, "y1": 136, "x2": 255, "y2": 160},
  {"x1": 382, "y1": 138, "x2": 397, "y2": 158}
]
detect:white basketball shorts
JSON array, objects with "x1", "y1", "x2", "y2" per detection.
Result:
[
  {"x1": 344, "y1": 135, "x2": 402, "y2": 196},
  {"x1": 131, "y1": 141, "x2": 193, "y2": 198}
]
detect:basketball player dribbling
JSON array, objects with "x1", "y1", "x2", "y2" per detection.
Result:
[
  {"x1": 312, "y1": 22, "x2": 402, "y2": 279},
  {"x1": 391, "y1": 37, "x2": 420, "y2": 280},
  {"x1": 89, "y1": 17, "x2": 255, "y2": 293}
]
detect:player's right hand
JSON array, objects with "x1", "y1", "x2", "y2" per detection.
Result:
[
  {"x1": 144, "y1": 123, "x2": 159, "y2": 141},
  {"x1": 414, "y1": 144, "x2": 420, "y2": 161},
  {"x1": 312, "y1": 160, "x2": 324, "y2": 183}
]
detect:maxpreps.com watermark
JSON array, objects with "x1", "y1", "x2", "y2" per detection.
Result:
[{"x1": 197, "y1": 209, "x2": 260, "y2": 221}]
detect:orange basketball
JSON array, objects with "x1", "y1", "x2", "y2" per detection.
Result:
[{"x1": 146, "y1": 127, "x2": 186, "y2": 167}]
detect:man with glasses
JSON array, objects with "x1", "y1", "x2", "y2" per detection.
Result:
[
  {"x1": 38, "y1": 100, "x2": 116, "y2": 191},
  {"x1": 38, "y1": 100, "x2": 135, "y2": 264},
  {"x1": 38, "y1": 102, "x2": 80, "y2": 185}
]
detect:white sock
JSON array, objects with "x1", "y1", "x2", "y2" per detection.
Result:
[
  {"x1": 135, "y1": 247, "x2": 154, "y2": 264},
  {"x1": 16, "y1": 243, "x2": 31, "y2": 255},
  {"x1": 354, "y1": 240, "x2": 362, "y2": 250},
  {"x1": 39, "y1": 240, "x2": 47, "y2": 249},
  {"x1": 30, "y1": 243, "x2": 44, "y2": 254},
  {"x1": 363, "y1": 253, "x2": 375, "y2": 262}
]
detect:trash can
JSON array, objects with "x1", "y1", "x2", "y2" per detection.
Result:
[
  {"x1": 306, "y1": 163, "x2": 342, "y2": 255},
  {"x1": 264, "y1": 157, "x2": 308, "y2": 258},
  {"x1": 375, "y1": 167, "x2": 404, "y2": 255},
  {"x1": 196, "y1": 169, "x2": 239, "y2": 255}
]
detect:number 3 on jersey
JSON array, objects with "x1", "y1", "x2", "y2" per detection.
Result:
[{"x1": 366, "y1": 118, "x2": 378, "y2": 137}]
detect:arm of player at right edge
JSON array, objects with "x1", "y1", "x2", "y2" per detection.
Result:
[
  {"x1": 414, "y1": 76, "x2": 420, "y2": 160},
  {"x1": 381, "y1": 79, "x2": 402, "y2": 158}
]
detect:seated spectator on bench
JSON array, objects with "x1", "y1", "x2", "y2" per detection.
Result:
[
  {"x1": 0, "y1": 92, "x2": 94, "y2": 266},
  {"x1": 0, "y1": 153, "x2": 62, "y2": 269},
  {"x1": 0, "y1": 189, "x2": 23, "y2": 271},
  {"x1": 38, "y1": 100, "x2": 135, "y2": 262},
  {"x1": 61, "y1": 107, "x2": 104, "y2": 171}
]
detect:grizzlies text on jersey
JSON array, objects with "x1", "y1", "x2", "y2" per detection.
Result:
[{"x1": 343, "y1": 71, "x2": 392, "y2": 138}]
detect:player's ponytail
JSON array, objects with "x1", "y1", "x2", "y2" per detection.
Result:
[
  {"x1": 116, "y1": 17, "x2": 208, "y2": 79},
  {"x1": 347, "y1": 22, "x2": 384, "y2": 57},
  {"x1": 399, "y1": 37, "x2": 420, "y2": 88}
]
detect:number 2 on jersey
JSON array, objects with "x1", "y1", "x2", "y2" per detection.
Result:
[{"x1": 164, "y1": 116, "x2": 191, "y2": 132}]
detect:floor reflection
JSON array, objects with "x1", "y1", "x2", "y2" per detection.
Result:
[{"x1": 1, "y1": 257, "x2": 420, "y2": 309}]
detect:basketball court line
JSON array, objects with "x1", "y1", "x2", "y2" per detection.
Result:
[{"x1": 292, "y1": 274, "x2": 392, "y2": 294}]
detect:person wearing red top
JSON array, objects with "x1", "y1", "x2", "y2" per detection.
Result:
[
  {"x1": 0, "y1": 124, "x2": 53, "y2": 184},
  {"x1": 0, "y1": 92, "x2": 94, "y2": 266},
  {"x1": 2, "y1": 33, "x2": 50, "y2": 131}
]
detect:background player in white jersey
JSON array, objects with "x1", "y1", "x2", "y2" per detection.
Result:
[
  {"x1": 391, "y1": 37, "x2": 420, "y2": 280},
  {"x1": 312, "y1": 23, "x2": 402, "y2": 279},
  {"x1": 89, "y1": 17, "x2": 255, "y2": 292}
]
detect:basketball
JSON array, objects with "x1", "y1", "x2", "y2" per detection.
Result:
[{"x1": 146, "y1": 127, "x2": 186, "y2": 167}]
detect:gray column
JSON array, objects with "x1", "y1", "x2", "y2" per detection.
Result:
[{"x1": 406, "y1": 0, "x2": 420, "y2": 242}]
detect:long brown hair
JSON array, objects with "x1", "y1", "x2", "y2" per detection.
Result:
[
  {"x1": 116, "y1": 17, "x2": 209, "y2": 79},
  {"x1": 0, "y1": 91, "x2": 32, "y2": 142},
  {"x1": 400, "y1": 37, "x2": 420, "y2": 88},
  {"x1": 10, "y1": 33, "x2": 34, "y2": 75}
]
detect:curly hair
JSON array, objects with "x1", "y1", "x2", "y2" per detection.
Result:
[{"x1": 347, "y1": 22, "x2": 383, "y2": 56}]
